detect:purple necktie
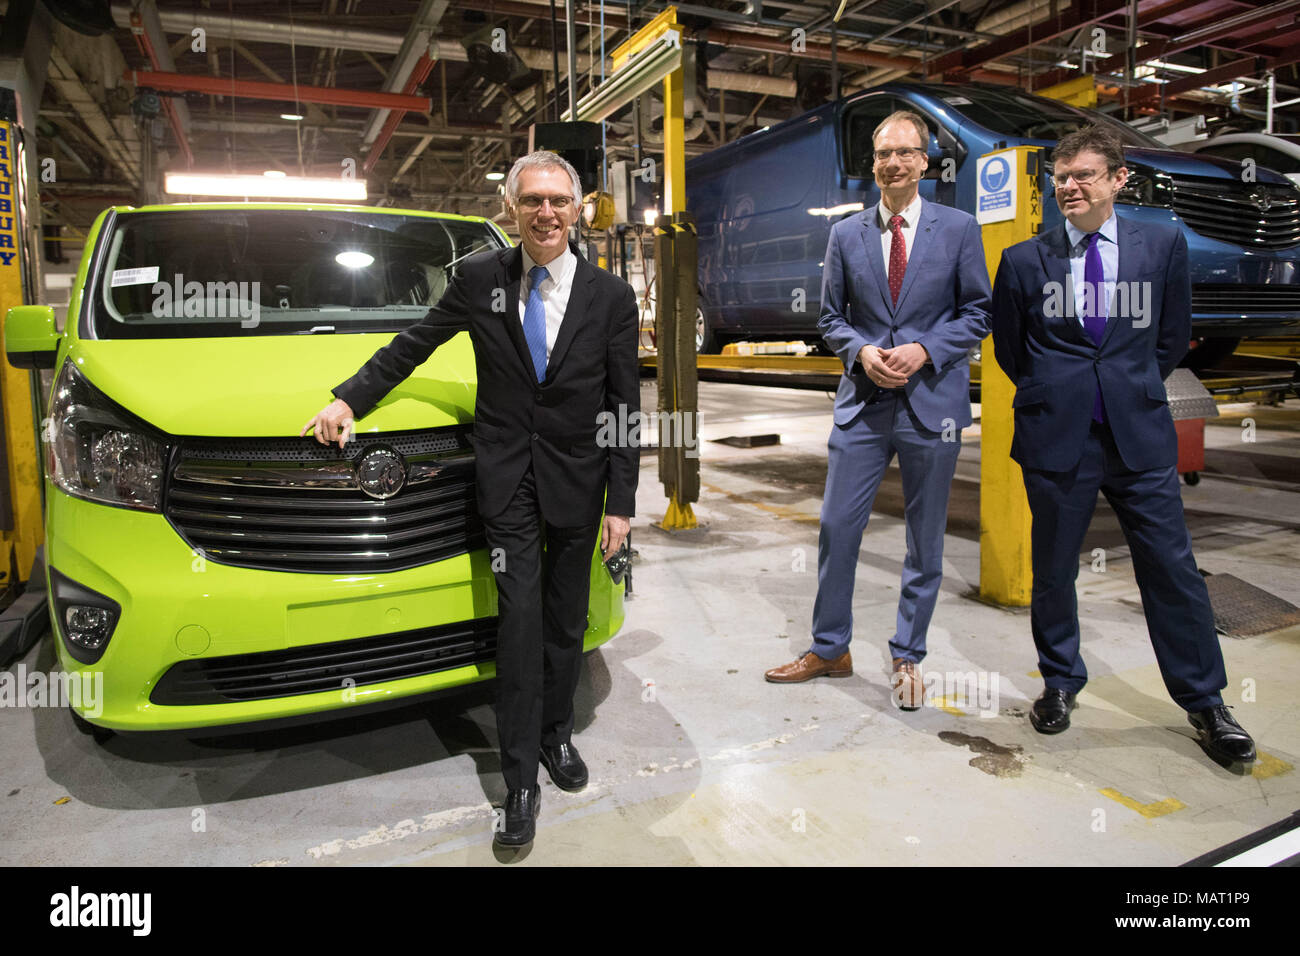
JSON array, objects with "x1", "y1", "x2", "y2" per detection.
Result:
[{"x1": 1081, "y1": 232, "x2": 1106, "y2": 424}]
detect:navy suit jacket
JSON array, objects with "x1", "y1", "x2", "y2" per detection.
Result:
[
  {"x1": 333, "y1": 241, "x2": 640, "y2": 526},
  {"x1": 819, "y1": 198, "x2": 991, "y2": 431},
  {"x1": 990, "y1": 215, "x2": 1190, "y2": 473}
]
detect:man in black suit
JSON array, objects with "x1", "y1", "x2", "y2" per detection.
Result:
[
  {"x1": 304, "y1": 151, "x2": 641, "y2": 845},
  {"x1": 991, "y1": 125, "x2": 1254, "y2": 766}
]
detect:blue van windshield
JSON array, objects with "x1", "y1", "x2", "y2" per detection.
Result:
[
  {"x1": 89, "y1": 209, "x2": 504, "y2": 338},
  {"x1": 935, "y1": 86, "x2": 1164, "y2": 148}
]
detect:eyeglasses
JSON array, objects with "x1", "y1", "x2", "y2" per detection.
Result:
[
  {"x1": 874, "y1": 147, "x2": 923, "y2": 162},
  {"x1": 1052, "y1": 168, "x2": 1107, "y2": 187},
  {"x1": 517, "y1": 194, "x2": 574, "y2": 211}
]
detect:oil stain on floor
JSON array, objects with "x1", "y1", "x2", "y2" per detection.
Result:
[{"x1": 938, "y1": 731, "x2": 1028, "y2": 777}]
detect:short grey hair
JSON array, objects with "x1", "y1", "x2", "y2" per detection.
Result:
[
  {"x1": 873, "y1": 110, "x2": 930, "y2": 149},
  {"x1": 504, "y1": 150, "x2": 584, "y2": 208}
]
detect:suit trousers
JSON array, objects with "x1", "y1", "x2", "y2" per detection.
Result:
[
  {"x1": 482, "y1": 464, "x2": 599, "y2": 791},
  {"x1": 810, "y1": 391, "x2": 961, "y2": 663},
  {"x1": 1022, "y1": 420, "x2": 1226, "y2": 712}
]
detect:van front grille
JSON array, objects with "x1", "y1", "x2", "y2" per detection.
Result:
[
  {"x1": 1192, "y1": 283, "x2": 1300, "y2": 314},
  {"x1": 150, "y1": 617, "x2": 498, "y2": 705},
  {"x1": 1171, "y1": 178, "x2": 1300, "y2": 250},
  {"x1": 163, "y1": 428, "x2": 484, "y2": 573}
]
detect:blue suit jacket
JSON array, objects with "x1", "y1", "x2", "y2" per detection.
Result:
[
  {"x1": 990, "y1": 215, "x2": 1190, "y2": 473},
  {"x1": 819, "y1": 199, "x2": 991, "y2": 431}
]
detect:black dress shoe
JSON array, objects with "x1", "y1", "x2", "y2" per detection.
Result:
[
  {"x1": 495, "y1": 786, "x2": 540, "y2": 847},
  {"x1": 1029, "y1": 688, "x2": 1078, "y2": 734},
  {"x1": 1188, "y1": 705, "x2": 1256, "y2": 764},
  {"x1": 540, "y1": 742, "x2": 588, "y2": 792}
]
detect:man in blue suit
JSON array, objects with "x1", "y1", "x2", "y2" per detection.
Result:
[
  {"x1": 990, "y1": 125, "x2": 1255, "y2": 765},
  {"x1": 766, "y1": 111, "x2": 991, "y2": 707}
]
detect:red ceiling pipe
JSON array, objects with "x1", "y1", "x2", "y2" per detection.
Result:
[
  {"x1": 128, "y1": 10, "x2": 194, "y2": 168},
  {"x1": 362, "y1": 51, "x2": 437, "y2": 176},
  {"x1": 123, "y1": 70, "x2": 433, "y2": 113}
]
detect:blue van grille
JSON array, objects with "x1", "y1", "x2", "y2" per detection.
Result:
[
  {"x1": 163, "y1": 429, "x2": 484, "y2": 573},
  {"x1": 150, "y1": 617, "x2": 498, "y2": 705},
  {"x1": 1171, "y1": 178, "x2": 1300, "y2": 250}
]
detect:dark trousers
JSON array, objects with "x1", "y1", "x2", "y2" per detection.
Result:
[
  {"x1": 1022, "y1": 421, "x2": 1226, "y2": 712},
  {"x1": 482, "y1": 466, "x2": 599, "y2": 791}
]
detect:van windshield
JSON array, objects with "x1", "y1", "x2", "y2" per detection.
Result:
[
  {"x1": 89, "y1": 209, "x2": 505, "y2": 338},
  {"x1": 937, "y1": 87, "x2": 1164, "y2": 149}
]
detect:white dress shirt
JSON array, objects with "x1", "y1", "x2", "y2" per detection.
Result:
[
  {"x1": 519, "y1": 244, "x2": 577, "y2": 359},
  {"x1": 878, "y1": 193, "x2": 922, "y2": 269},
  {"x1": 1063, "y1": 212, "x2": 1119, "y2": 328}
]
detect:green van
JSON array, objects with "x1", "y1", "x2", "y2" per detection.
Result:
[{"x1": 4, "y1": 202, "x2": 629, "y2": 733}]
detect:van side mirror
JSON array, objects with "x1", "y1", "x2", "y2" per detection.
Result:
[{"x1": 5, "y1": 305, "x2": 60, "y2": 370}]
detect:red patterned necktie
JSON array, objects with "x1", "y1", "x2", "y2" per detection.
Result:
[{"x1": 888, "y1": 214, "x2": 907, "y2": 305}]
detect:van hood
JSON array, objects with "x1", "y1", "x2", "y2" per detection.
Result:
[{"x1": 66, "y1": 333, "x2": 477, "y2": 437}]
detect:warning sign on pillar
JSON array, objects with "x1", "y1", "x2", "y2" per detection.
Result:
[
  {"x1": 976, "y1": 150, "x2": 1017, "y2": 225},
  {"x1": 0, "y1": 121, "x2": 18, "y2": 270}
]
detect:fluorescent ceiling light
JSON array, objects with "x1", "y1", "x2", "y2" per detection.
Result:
[
  {"x1": 281, "y1": 112, "x2": 305, "y2": 121},
  {"x1": 164, "y1": 172, "x2": 367, "y2": 201},
  {"x1": 485, "y1": 171, "x2": 505, "y2": 181},
  {"x1": 334, "y1": 251, "x2": 374, "y2": 268}
]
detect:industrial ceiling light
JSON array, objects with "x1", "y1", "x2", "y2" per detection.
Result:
[
  {"x1": 563, "y1": 28, "x2": 682, "y2": 122},
  {"x1": 164, "y1": 172, "x2": 367, "y2": 201},
  {"x1": 335, "y1": 251, "x2": 374, "y2": 268},
  {"x1": 485, "y1": 170, "x2": 505, "y2": 181},
  {"x1": 280, "y1": 112, "x2": 305, "y2": 121}
]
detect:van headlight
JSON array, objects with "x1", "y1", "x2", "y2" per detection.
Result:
[
  {"x1": 1116, "y1": 163, "x2": 1173, "y2": 208},
  {"x1": 46, "y1": 360, "x2": 168, "y2": 511}
]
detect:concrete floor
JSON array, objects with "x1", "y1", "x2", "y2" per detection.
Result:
[{"x1": 1, "y1": 382, "x2": 1297, "y2": 866}]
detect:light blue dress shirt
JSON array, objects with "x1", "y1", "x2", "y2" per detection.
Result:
[{"x1": 1064, "y1": 212, "x2": 1118, "y2": 327}]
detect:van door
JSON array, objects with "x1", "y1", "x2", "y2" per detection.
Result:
[{"x1": 722, "y1": 115, "x2": 828, "y2": 337}]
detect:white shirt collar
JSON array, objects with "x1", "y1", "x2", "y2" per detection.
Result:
[
  {"x1": 1064, "y1": 211, "x2": 1118, "y2": 251},
  {"x1": 521, "y1": 243, "x2": 576, "y2": 288},
  {"x1": 878, "y1": 193, "x2": 922, "y2": 230}
]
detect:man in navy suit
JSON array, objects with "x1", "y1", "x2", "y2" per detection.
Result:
[
  {"x1": 766, "y1": 111, "x2": 991, "y2": 707},
  {"x1": 990, "y1": 125, "x2": 1255, "y2": 765}
]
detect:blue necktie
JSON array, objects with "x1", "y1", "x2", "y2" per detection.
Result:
[
  {"x1": 523, "y1": 264, "x2": 549, "y2": 382},
  {"x1": 1081, "y1": 233, "x2": 1106, "y2": 424}
]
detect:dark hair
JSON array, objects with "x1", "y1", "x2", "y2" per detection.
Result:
[{"x1": 1052, "y1": 125, "x2": 1125, "y2": 171}]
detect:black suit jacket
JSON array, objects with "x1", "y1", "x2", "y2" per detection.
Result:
[
  {"x1": 333, "y1": 240, "x2": 640, "y2": 526},
  {"x1": 990, "y1": 215, "x2": 1189, "y2": 473}
]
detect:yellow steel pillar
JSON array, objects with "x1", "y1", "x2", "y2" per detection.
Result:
[
  {"x1": 0, "y1": 119, "x2": 44, "y2": 593},
  {"x1": 978, "y1": 146, "x2": 1042, "y2": 606}
]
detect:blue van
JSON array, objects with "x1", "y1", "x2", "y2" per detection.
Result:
[{"x1": 686, "y1": 82, "x2": 1300, "y2": 368}]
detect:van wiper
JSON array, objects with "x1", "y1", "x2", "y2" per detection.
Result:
[{"x1": 442, "y1": 244, "x2": 491, "y2": 276}]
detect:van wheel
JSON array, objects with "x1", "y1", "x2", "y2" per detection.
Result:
[
  {"x1": 70, "y1": 708, "x2": 114, "y2": 744},
  {"x1": 696, "y1": 306, "x2": 718, "y2": 354}
]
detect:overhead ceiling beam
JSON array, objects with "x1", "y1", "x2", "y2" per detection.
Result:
[
  {"x1": 123, "y1": 69, "x2": 433, "y2": 112},
  {"x1": 928, "y1": 1, "x2": 1131, "y2": 78}
]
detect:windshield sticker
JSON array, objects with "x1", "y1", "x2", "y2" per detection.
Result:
[
  {"x1": 111, "y1": 266, "x2": 160, "y2": 287},
  {"x1": 942, "y1": 96, "x2": 972, "y2": 105}
]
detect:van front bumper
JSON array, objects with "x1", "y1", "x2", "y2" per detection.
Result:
[{"x1": 45, "y1": 486, "x2": 624, "y2": 731}]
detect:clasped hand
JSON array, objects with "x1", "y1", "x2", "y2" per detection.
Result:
[{"x1": 857, "y1": 342, "x2": 928, "y2": 387}]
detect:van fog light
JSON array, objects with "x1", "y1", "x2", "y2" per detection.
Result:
[{"x1": 65, "y1": 606, "x2": 115, "y2": 650}]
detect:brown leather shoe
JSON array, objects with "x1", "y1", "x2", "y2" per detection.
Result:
[
  {"x1": 765, "y1": 651, "x2": 852, "y2": 683},
  {"x1": 891, "y1": 658, "x2": 923, "y2": 710}
]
